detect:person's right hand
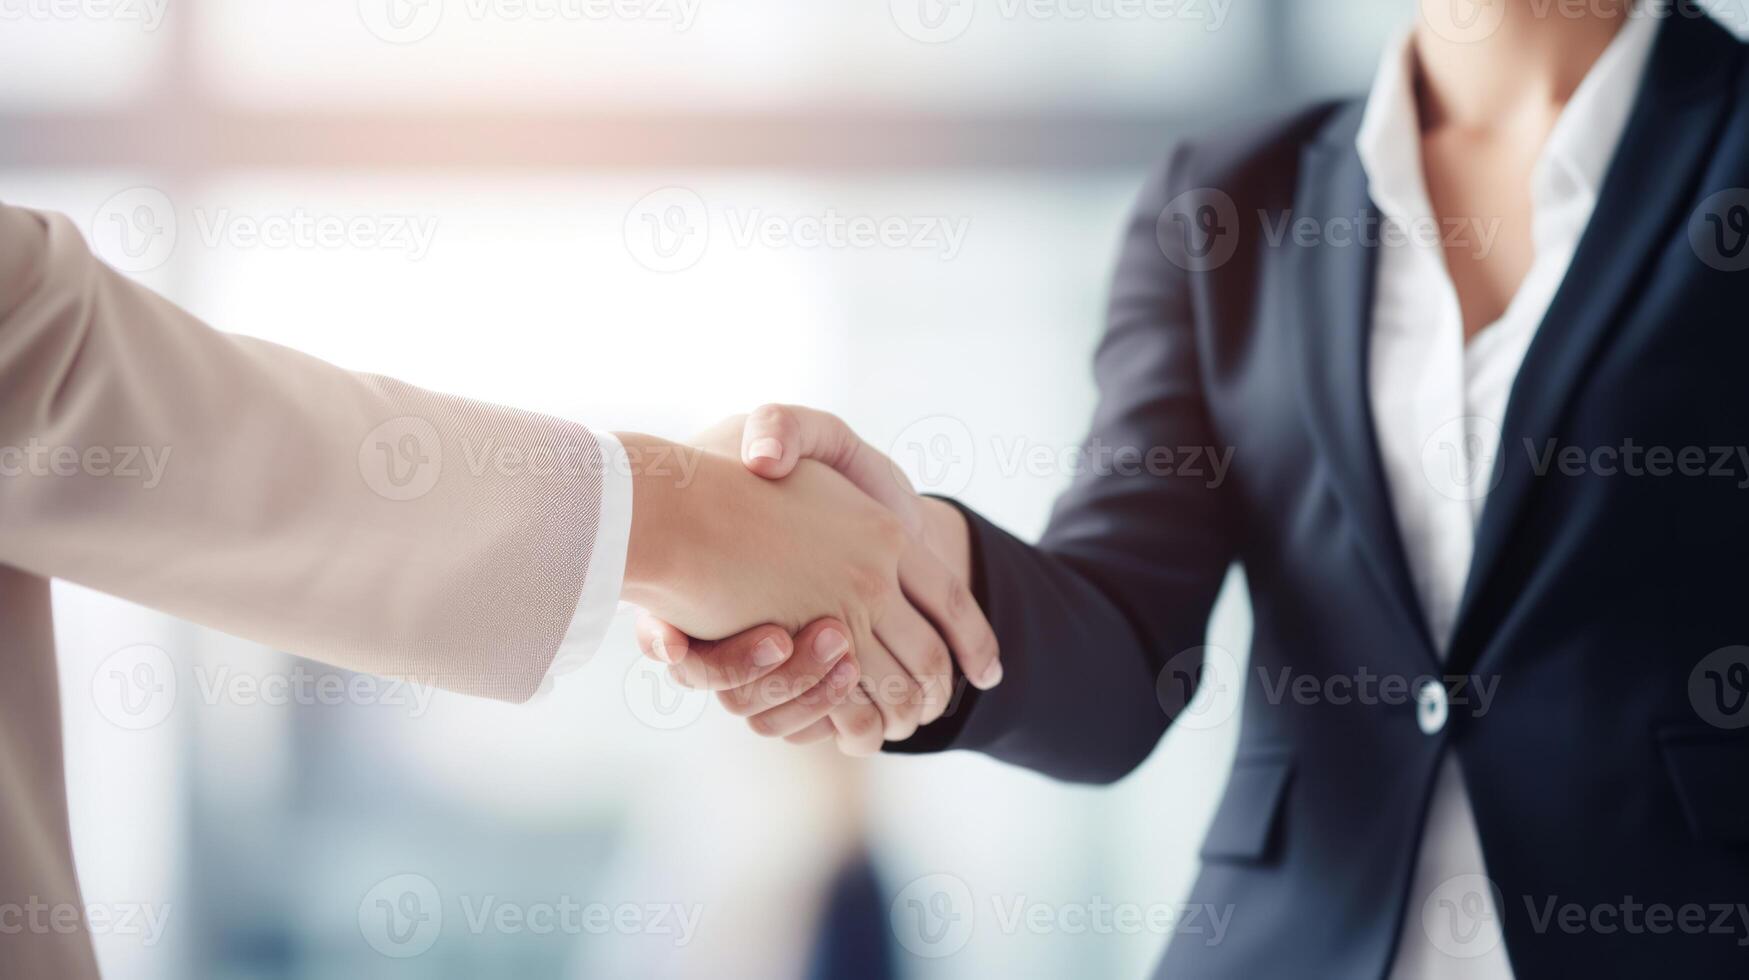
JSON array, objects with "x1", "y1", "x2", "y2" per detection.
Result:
[
  {"x1": 617, "y1": 426, "x2": 984, "y2": 746},
  {"x1": 631, "y1": 407, "x2": 1002, "y2": 754}
]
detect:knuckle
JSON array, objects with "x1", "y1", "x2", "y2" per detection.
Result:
[
  {"x1": 885, "y1": 709, "x2": 920, "y2": 741},
  {"x1": 849, "y1": 565, "x2": 889, "y2": 605},
  {"x1": 818, "y1": 411, "x2": 850, "y2": 446},
  {"x1": 884, "y1": 683, "x2": 923, "y2": 729},
  {"x1": 749, "y1": 402, "x2": 795, "y2": 436},
  {"x1": 839, "y1": 706, "x2": 879, "y2": 739},
  {"x1": 718, "y1": 688, "x2": 759, "y2": 717},
  {"x1": 920, "y1": 700, "x2": 946, "y2": 726},
  {"x1": 946, "y1": 578, "x2": 975, "y2": 618},
  {"x1": 715, "y1": 659, "x2": 761, "y2": 690},
  {"x1": 874, "y1": 511, "x2": 910, "y2": 550},
  {"x1": 917, "y1": 676, "x2": 951, "y2": 720},
  {"x1": 924, "y1": 642, "x2": 951, "y2": 679}
]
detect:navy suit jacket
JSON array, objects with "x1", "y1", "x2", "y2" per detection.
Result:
[{"x1": 895, "y1": 11, "x2": 1749, "y2": 978}]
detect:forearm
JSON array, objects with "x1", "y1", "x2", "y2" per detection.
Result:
[{"x1": 0, "y1": 205, "x2": 604, "y2": 701}]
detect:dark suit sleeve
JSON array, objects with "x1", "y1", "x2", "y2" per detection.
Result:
[{"x1": 886, "y1": 148, "x2": 1238, "y2": 783}]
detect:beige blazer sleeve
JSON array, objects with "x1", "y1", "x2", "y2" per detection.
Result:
[{"x1": 0, "y1": 202, "x2": 610, "y2": 702}]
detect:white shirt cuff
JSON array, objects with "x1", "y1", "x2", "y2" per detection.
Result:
[{"x1": 549, "y1": 430, "x2": 632, "y2": 679}]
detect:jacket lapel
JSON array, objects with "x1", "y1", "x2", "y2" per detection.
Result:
[
  {"x1": 1290, "y1": 114, "x2": 1440, "y2": 664},
  {"x1": 1449, "y1": 13, "x2": 1744, "y2": 669}
]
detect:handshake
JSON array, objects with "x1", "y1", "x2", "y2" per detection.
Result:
[{"x1": 617, "y1": 405, "x2": 1003, "y2": 756}]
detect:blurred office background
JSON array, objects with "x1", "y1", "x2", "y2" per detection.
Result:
[{"x1": 5, "y1": 1, "x2": 1742, "y2": 978}]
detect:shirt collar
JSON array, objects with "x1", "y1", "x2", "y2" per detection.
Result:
[
  {"x1": 1355, "y1": 25, "x2": 1429, "y2": 226},
  {"x1": 1539, "y1": 10, "x2": 1660, "y2": 206},
  {"x1": 1355, "y1": 11, "x2": 1661, "y2": 225}
]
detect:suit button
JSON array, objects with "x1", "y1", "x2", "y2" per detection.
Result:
[{"x1": 1416, "y1": 680, "x2": 1449, "y2": 736}]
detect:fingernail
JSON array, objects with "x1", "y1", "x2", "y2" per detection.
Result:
[
  {"x1": 828, "y1": 659, "x2": 859, "y2": 687},
  {"x1": 746, "y1": 437, "x2": 784, "y2": 462},
  {"x1": 650, "y1": 637, "x2": 671, "y2": 664},
  {"x1": 977, "y1": 662, "x2": 1004, "y2": 689},
  {"x1": 752, "y1": 637, "x2": 787, "y2": 667},
  {"x1": 815, "y1": 628, "x2": 850, "y2": 662}
]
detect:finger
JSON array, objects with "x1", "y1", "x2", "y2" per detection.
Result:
[
  {"x1": 828, "y1": 698, "x2": 885, "y2": 756},
  {"x1": 851, "y1": 631, "x2": 924, "y2": 742},
  {"x1": 667, "y1": 624, "x2": 796, "y2": 692},
  {"x1": 784, "y1": 717, "x2": 837, "y2": 745},
  {"x1": 899, "y1": 545, "x2": 1003, "y2": 689},
  {"x1": 740, "y1": 404, "x2": 923, "y2": 532},
  {"x1": 635, "y1": 610, "x2": 699, "y2": 666},
  {"x1": 746, "y1": 656, "x2": 860, "y2": 739},
  {"x1": 718, "y1": 620, "x2": 853, "y2": 717},
  {"x1": 872, "y1": 600, "x2": 954, "y2": 725}
]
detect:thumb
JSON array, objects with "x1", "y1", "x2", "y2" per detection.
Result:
[{"x1": 740, "y1": 403, "x2": 924, "y2": 533}]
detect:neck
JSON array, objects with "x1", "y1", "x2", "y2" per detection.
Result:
[{"x1": 1413, "y1": 0, "x2": 1632, "y2": 130}]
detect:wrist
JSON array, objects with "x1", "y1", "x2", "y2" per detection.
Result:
[
  {"x1": 615, "y1": 431, "x2": 693, "y2": 609},
  {"x1": 919, "y1": 496, "x2": 973, "y2": 584}
]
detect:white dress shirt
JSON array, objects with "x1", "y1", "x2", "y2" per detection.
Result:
[{"x1": 1360, "y1": 14, "x2": 1659, "y2": 979}]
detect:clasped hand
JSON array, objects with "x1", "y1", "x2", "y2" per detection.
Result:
[{"x1": 619, "y1": 407, "x2": 1001, "y2": 756}]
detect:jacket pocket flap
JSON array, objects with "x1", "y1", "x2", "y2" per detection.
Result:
[
  {"x1": 1658, "y1": 728, "x2": 1749, "y2": 845},
  {"x1": 1200, "y1": 748, "x2": 1294, "y2": 863}
]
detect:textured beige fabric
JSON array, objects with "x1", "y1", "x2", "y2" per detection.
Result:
[{"x1": 0, "y1": 202, "x2": 604, "y2": 978}]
